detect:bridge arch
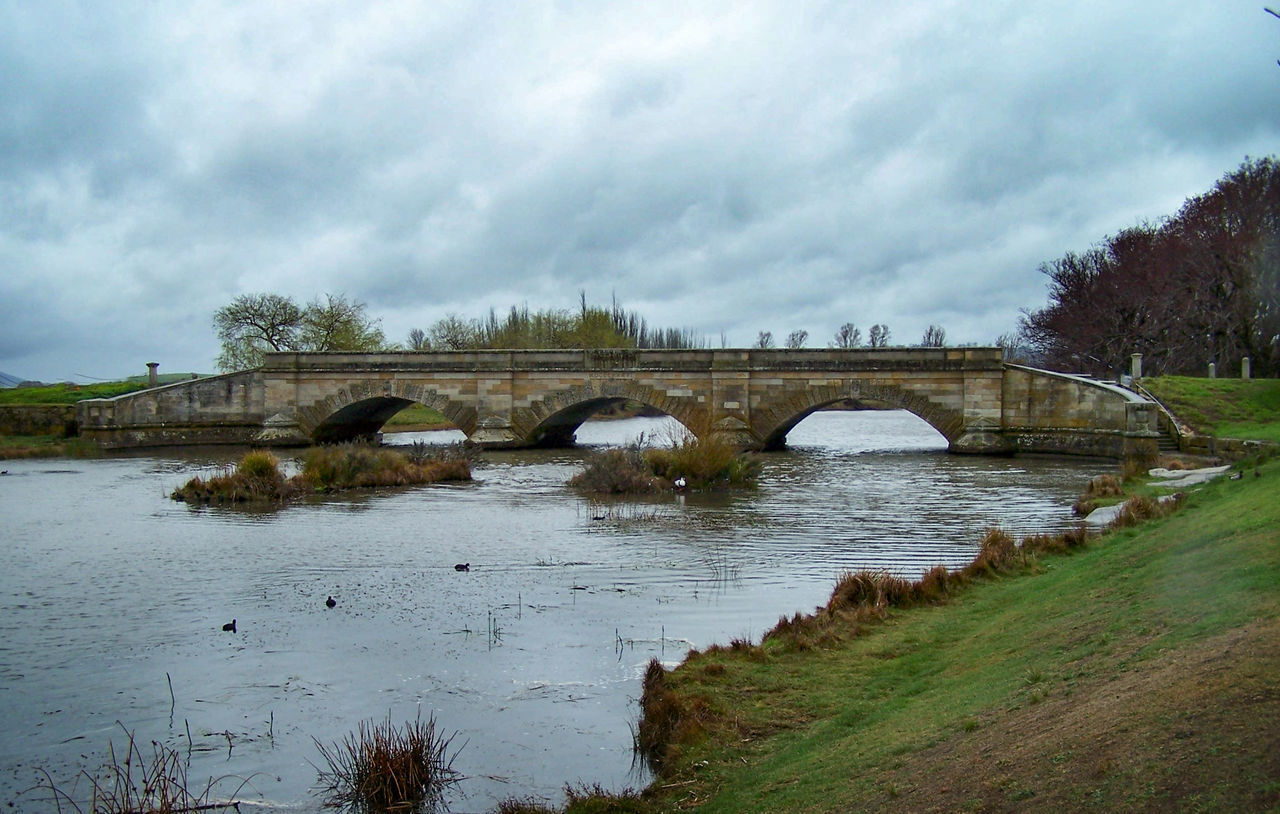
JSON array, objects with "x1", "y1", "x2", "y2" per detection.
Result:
[
  {"x1": 510, "y1": 380, "x2": 707, "y2": 447},
  {"x1": 751, "y1": 381, "x2": 966, "y2": 451},
  {"x1": 297, "y1": 380, "x2": 477, "y2": 444}
]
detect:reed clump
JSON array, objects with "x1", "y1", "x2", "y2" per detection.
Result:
[
  {"x1": 172, "y1": 444, "x2": 471, "y2": 505},
  {"x1": 567, "y1": 445, "x2": 666, "y2": 494},
  {"x1": 313, "y1": 712, "x2": 462, "y2": 813},
  {"x1": 1108, "y1": 493, "x2": 1184, "y2": 528},
  {"x1": 171, "y1": 449, "x2": 295, "y2": 503},
  {"x1": 569, "y1": 430, "x2": 760, "y2": 495},
  {"x1": 1072, "y1": 473, "x2": 1125, "y2": 516},
  {"x1": 32, "y1": 724, "x2": 246, "y2": 813}
]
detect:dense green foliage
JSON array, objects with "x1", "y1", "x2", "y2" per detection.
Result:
[{"x1": 418, "y1": 295, "x2": 706, "y2": 351}]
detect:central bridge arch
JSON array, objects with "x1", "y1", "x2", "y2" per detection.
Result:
[
  {"x1": 297, "y1": 380, "x2": 477, "y2": 444},
  {"x1": 751, "y1": 380, "x2": 967, "y2": 451},
  {"x1": 510, "y1": 380, "x2": 708, "y2": 447}
]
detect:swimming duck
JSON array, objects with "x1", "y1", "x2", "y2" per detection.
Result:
[
  {"x1": 325, "y1": 596, "x2": 336, "y2": 608},
  {"x1": 454, "y1": 563, "x2": 470, "y2": 572},
  {"x1": 222, "y1": 619, "x2": 237, "y2": 633}
]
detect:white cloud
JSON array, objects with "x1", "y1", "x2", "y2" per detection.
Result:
[{"x1": 2, "y1": 0, "x2": 1277, "y2": 379}]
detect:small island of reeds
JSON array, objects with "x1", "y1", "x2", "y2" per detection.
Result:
[
  {"x1": 172, "y1": 442, "x2": 471, "y2": 504},
  {"x1": 569, "y1": 430, "x2": 760, "y2": 494}
]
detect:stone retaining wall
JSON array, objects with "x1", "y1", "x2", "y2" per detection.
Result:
[{"x1": 0, "y1": 405, "x2": 77, "y2": 437}]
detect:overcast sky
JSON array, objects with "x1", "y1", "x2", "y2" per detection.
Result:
[{"x1": 2, "y1": 1, "x2": 1278, "y2": 381}]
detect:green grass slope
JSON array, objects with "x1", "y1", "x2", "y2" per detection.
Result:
[
  {"x1": 639, "y1": 455, "x2": 1280, "y2": 813},
  {"x1": 1144, "y1": 376, "x2": 1280, "y2": 443}
]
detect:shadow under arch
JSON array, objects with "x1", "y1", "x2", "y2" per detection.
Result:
[
  {"x1": 297, "y1": 381, "x2": 477, "y2": 444},
  {"x1": 753, "y1": 382, "x2": 965, "y2": 451},
  {"x1": 510, "y1": 381, "x2": 705, "y2": 448}
]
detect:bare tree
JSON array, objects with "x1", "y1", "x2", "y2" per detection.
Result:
[
  {"x1": 920, "y1": 324, "x2": 947, "y2": 347},
  {"x1": 831, "y1": 322, "x2": 861, "y2": 349},
  {"x1": 430, "y1": 314, "x2": 479, "y2": 350},
  {"x1": 408, "y1": 328, "x2": 430, "y2": 351},
  {"x1": 214, "y1": 293, "x2": 303, "y2": 370},
  {"x1": 786, "y1": 329, "x2": 809, "y2": 349},
  {"x1": 868, "y1": 324, "x2": 891, "y2": 348},
  {"x1": 754, "y1": 331, "x2": 776, "y2": 349},
  {"x1": 300, "y1": 294, "x2": 386, "y2": 353}
]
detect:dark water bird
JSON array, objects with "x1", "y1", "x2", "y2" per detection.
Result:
[
  {"x1": 222, "y1": 619, "x2": 237, "y2": 633},
  {"x1": 454, "y1": 563, "x2": 470, "y2": 572},
  {"x1": 325, "y1": 596, "x2": 336, "y2": 608}
]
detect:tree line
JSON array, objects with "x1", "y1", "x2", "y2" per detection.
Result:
[
  {"x1": 212, "y1": 293, "x2": 707, "y2": 370},
  {"x1": 1019, "y1": 156, "x2": 1280, "y2": 378},
  {"x1": 214, "y1": 290, "x2": 952, "y2": 372}
]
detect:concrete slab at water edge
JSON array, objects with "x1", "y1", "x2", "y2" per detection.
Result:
[{"x1": 1148, "y1": 465, "x2": 1232, "y2": 489}]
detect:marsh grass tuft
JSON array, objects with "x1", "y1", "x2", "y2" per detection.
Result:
[
  {"x1": 569, "y1": 429, "x2": 759, "y2": 495},
  {"x1": 172, "y1": 444, "x2": 470, "y2": 505},
  {"x1": 568, "y1": 445, "x2": 665, "y2": 494},
  {"x1": 31, "y1": 723, "x2": 247, "y2": 813},
  {"x1": 1108, "y1": 493, "x2": 1184, "y2": 529},
  {"x1": 313, "y1": 711, "x2": 462, "y2": 813}
]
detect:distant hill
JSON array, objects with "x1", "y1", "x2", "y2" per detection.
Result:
[{"x1": 0, "y1": 371, "x2": 27, "y2": 388}]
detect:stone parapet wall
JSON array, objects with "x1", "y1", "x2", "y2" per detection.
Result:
[
  {"x1": 0, "y1": 405, "x2": 77, "y2": 437},
  {"x1": 76, "y1": 370, "x2": 266, "y2": 448}
]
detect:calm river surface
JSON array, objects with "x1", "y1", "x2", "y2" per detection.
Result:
[{"x1": 0, "y1": 411, "x2": 1109, "y2": 812}]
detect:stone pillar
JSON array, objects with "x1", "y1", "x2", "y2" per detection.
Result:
[
  {"x1": 1130, "y1": 353, "x2": 1142, "y2": 381},
  {"x1": 1242, "y1": 357, "x2": 1251, "y2": 380},
  {"x1": 1208, "y1": 362, "x2": 1216, "y2": 379},
  {"x1": 147, "y1": 362, "x2": 159, "y2": 387}
]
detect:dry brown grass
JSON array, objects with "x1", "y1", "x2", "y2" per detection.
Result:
[
  {"x1": 30, "y1": 724, "x2": 247, "y2": 813},
  {"x1": 172, "y1": 444, "x2": 470, "y2": 505},
  {"x1": 313, "y1": 712, "x2": 462, "y2": 813}
]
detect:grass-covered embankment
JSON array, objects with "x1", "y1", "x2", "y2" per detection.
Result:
[
  {"x1": 172, "y1": 444, "x2": 471, "y2": 504},
  {"x1": 582, "y1": 453, "x2": 1280, "y2": 813},
  {"x1": 0, "y1": 434, "x2": 100, "y2": 460},
  {"x1": 382, "y1": 403, "x2": 456, "y2": 431},
  {"x1": 1144, "y1": 376, "x2": 1280, "y2": 443}
]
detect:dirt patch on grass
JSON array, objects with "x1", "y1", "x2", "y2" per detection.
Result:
[{"x1": 863, "y1": 619, "x2": 1280, "y2": 812}]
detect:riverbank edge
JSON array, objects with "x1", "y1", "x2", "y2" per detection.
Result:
[{"x1": 538, "y1": 451, "x2": 1279, "y2": 813}]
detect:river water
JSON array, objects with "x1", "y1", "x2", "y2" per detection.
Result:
[{"x1": 0, "y1": 411, "x2": 1108, "y2": 812}]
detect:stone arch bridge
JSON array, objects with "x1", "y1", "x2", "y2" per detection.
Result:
[{"x1": 77, "y1": 348, "x2": 1161, "y2": 458}]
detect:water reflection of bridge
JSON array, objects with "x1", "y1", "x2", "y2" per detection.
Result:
[{"x1": 77, "y1": 348, "x2": 1161, "y2": 458}]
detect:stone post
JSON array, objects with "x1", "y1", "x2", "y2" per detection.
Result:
[
  {"x1": 1208, "y1": 362, "x2": 1216, "y2": 379},
  {"x1": 1130, "y1": 353, "x2": 1142, "y2": 381},
  {"x1": 1242, "y1": 357, "x2": 1251, "y2": 379},
  {"x1": 147, "y1": 362, "x2": 159, "y2": 387}
]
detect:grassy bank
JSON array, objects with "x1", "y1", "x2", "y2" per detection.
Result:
[
  {"x1": 1143, "y1": 376, "x2": 1280, "y2": 443},
  {"x1": 383, "y1": 403, "x2": 455, "y2": 430},
  {"x1": 0, "y1": 434, "x2": 100, "y2": 459},
  {"x1": 0, "y1": 374, "x2": 203, "y2": 405},
  {"x1": 609, "y1": 453, "x2": 1279, "y2": 813}
]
